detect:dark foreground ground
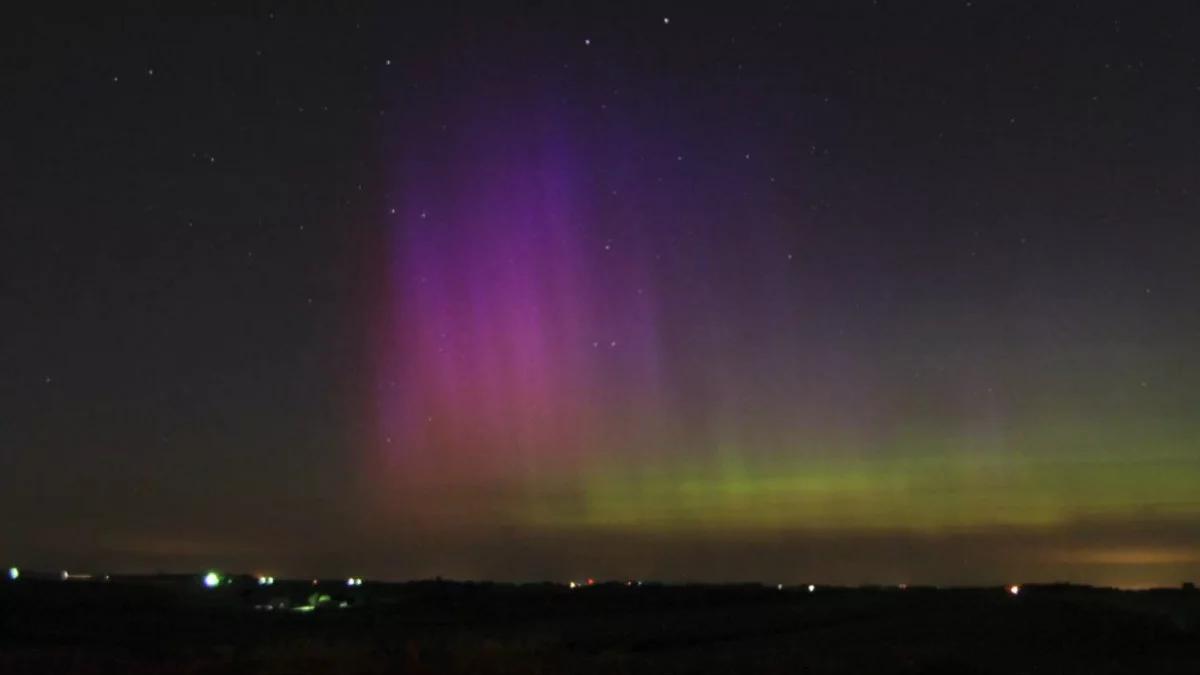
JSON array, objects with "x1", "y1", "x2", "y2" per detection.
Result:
[{"x1": 2, "y1": 577, "x2": 1198, "y2": 674}]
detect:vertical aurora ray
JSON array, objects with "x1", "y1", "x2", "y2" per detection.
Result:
[{"x1": 372, "y1": 86, "x2": 666, "y2": 523}]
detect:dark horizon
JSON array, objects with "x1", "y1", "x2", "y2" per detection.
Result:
[{"x1": 6, "y1": 567, "x2": 1191, "y2": 593}]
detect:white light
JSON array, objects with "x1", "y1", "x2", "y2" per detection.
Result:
[
  {"x1": 808, "y1": 584, "x2": 816, "y2": 593},
  {"x1": 7, "y1": 567, "x2": 17, "y2": 580},
  {"x1": 61, "y1": 570, "x2": 69, "y2": 581},
  {"x1": 777, "y1": 584, "x2": 783, "y2": 591},
  {"x1": 568, "y1": 581, "x2": 577, "y2": 589},
  {"x1": 203, "y1": 571, "x2": 221, "y2": 588},
  {"x1": 1009, "y1": 585, "x2": 1020, "y2": 596},
  {"x1": 663, "y1": 17, "x2": 670, "y2": 24}
]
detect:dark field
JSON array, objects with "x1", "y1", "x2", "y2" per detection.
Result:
[{"x1": 2, "y1": 577, "x2": 1198, "y2": 674}]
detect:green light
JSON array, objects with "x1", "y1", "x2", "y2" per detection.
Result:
[
  {"x1": 203, "y1": 571, "x2": 221, "y2": 588},
  {"x1": 7, "y1": 567, "x2": 18, "y2": 581}
]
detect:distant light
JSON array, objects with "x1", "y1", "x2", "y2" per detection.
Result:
[
  {"x1": 568, "y1": 581, "x2": 577, "y2": 589},
  {"x1": 777, "y1": 584, "x2": 783, "y2": 591},
  {"x1": 663, "y1": 17, "x2": 670, "y2": 24},
  {"x1": 7, "y1": 567, "x2": 17, "y2": 581},
  {"x1": 258, "y1": 575, "x2": 274, "y2": 586},
  {"x1": 61, "y1": 570, "x2": 69, "y2": 581},
  {"x1": 1009, "y1": 585, "x2": 1021, "y2": 596},
  {"x1": 203, "y1": 571, "x2": 221, "y2": 588},
  {"x1": 808, "y1": 584, "x2": 816, "y2": 593},
  {"x1": 587, "y1": 578, "x2": 595, "y2": 586},
  {"x1": 899, "y1": 584, "x2": 907, "y2": 590}
]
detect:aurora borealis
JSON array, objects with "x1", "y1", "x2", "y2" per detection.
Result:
[{"x1": 4, "y1": 4, "x2": 1200, "y2": 588}]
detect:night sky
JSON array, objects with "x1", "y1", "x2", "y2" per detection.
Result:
[{"x1": 4, "y1": 3, "x2": 1200, "y2": 588}]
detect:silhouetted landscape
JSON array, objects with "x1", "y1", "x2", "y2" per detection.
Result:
[{"x1": 3, "y1": 575, "x2": 1198, "y2": 673}]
